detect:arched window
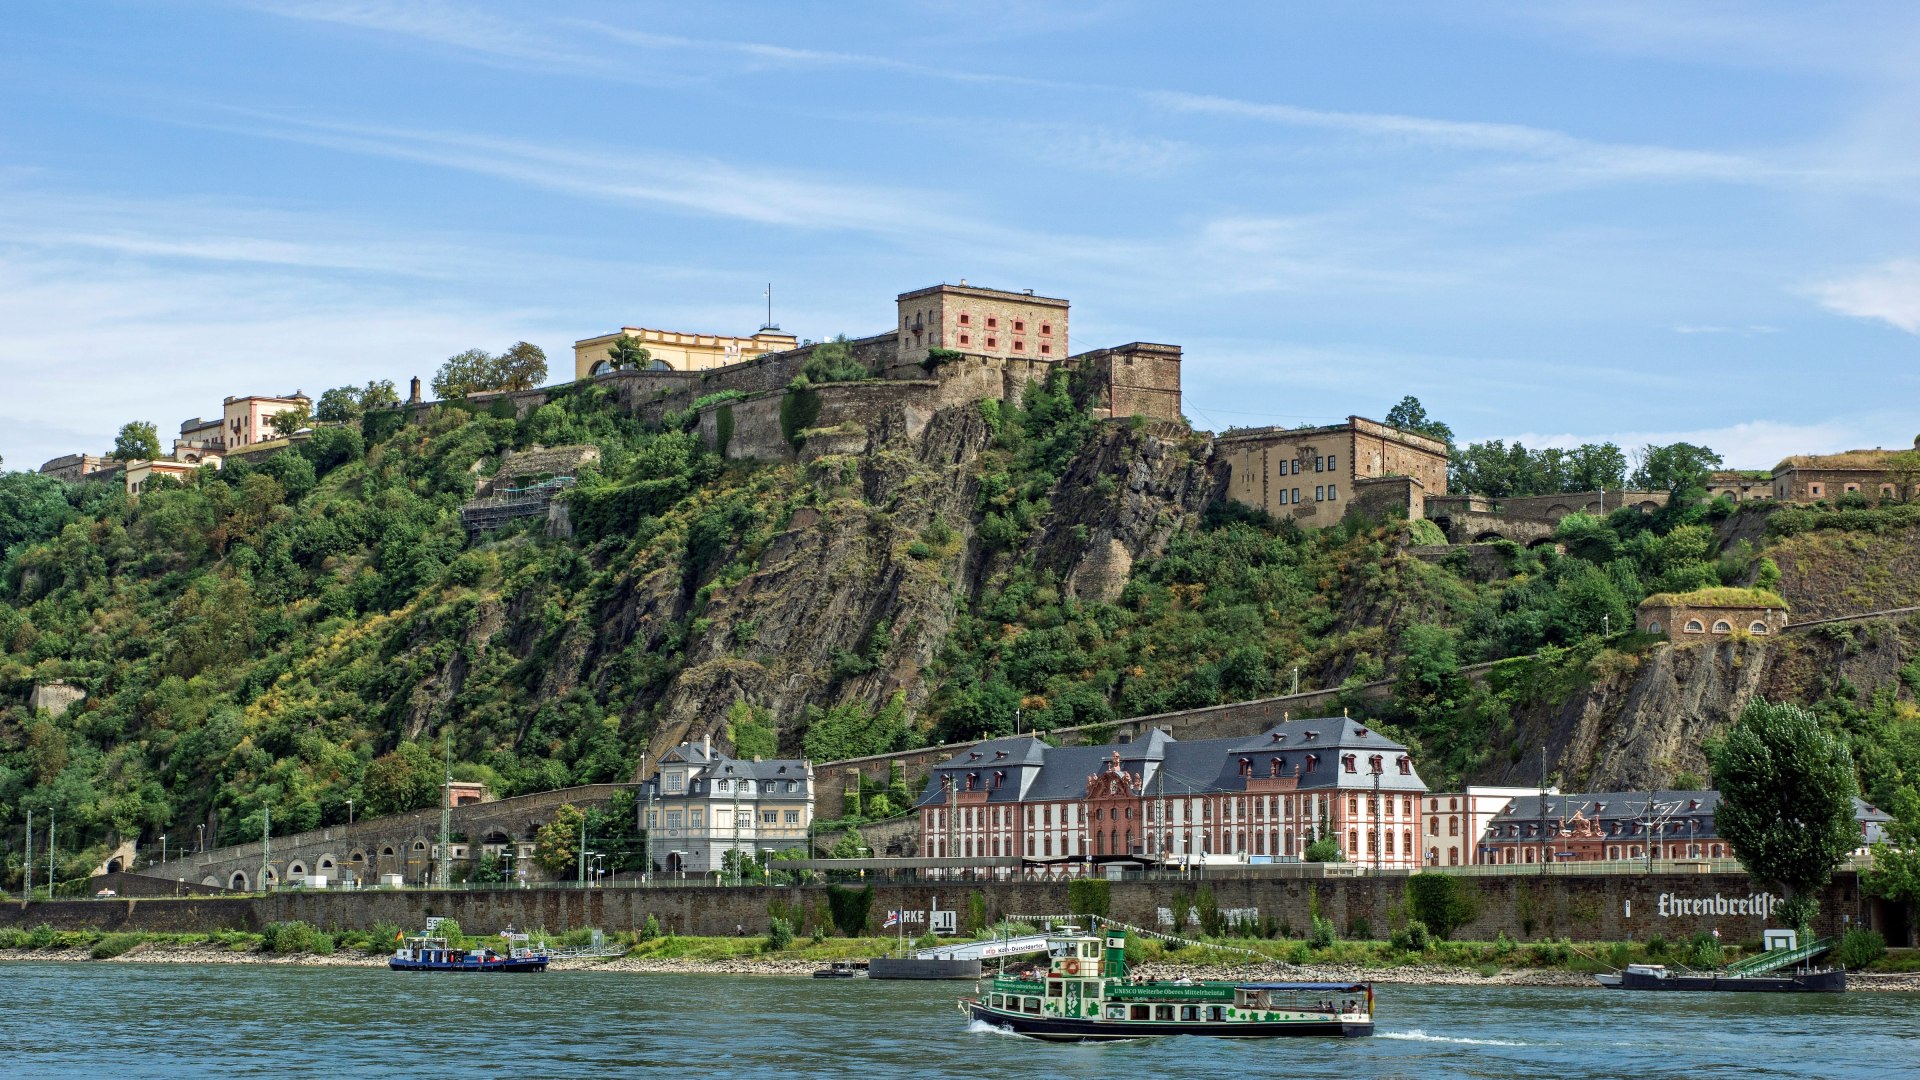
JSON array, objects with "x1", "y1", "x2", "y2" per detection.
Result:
[
  {"x1": 1429, "y1": 819, "x2": 1439, "y2": 834},
  {"x1": 589, "y1": 360, "x2": 613, "y2": 376},
  {"x1": 1711, "y1": 620, "x2": 1732, "y2": 634},
  {"x1": 1448, "y1": 818, "x2": 1459, "y2": 836},
  {"x1": 1647, "y1": 621, "x2": 1662, "y2": 635},
  {"x1": 1683, "y1": 619, "x2": 1706, "y2": 634},
  {"x1": 1749, "y1": 621, "x2": 1769, "y2": 634}
]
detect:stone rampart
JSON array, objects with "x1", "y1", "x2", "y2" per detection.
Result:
[
  {"x1": 132, "y1": 784, "x2": 634, "y2": 892},
  {"x1": 1426, "y1": 491, "x2": 1668, "y2": 546},
  {"x1": 5, "y1": 871, "x2": 1880, "y2": 944}
]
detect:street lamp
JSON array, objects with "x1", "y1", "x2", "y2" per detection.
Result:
[
  {"x1": 197, "y1": 824, "x2": 205, "y2": 854},
  {"x1": 346, "y1": 800, "x2": 354, "y2": 827}
]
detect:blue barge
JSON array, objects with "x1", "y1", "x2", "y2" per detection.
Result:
[{"x1": 389, "y1": 932, "x2": 550, "y2": 973}]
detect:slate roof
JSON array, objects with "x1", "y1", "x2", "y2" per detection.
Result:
[
  {"x1": 1487, "y1": 791, "x2": 1892, "y2": 844},
  {"x1": 914, "y1": 717, "x2": 1427, "y2": 809}
]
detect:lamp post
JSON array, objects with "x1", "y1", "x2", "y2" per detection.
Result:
[
  {"x1": 197, "y1": 824, "x2": 205, "y2": 854},
  {"x1": 47, "y1": 808, "x2": 55, "y2": 899},
  {"x1": 24, "y1": 809, "x2": 31, "y2": 900},
  {"x1": 346, "y1": 799, "x2": 354, "y2": 827}
]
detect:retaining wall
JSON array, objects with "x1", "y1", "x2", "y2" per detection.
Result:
[{"x1": 10, "y1": 872, "x2": 1882, "y2": 944}]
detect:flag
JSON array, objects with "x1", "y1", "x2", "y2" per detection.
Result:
[{"x1": 883, "y1": 910, "x2": 900, "y2": 929}]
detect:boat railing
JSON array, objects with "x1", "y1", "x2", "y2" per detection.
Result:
[{"x1": 1722, "y1": 936, "x2": 1837, "y2": 975}]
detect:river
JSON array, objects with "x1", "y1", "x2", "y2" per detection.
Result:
[{"x1": 0, "y1": 963, "x2": 1913, "y2": 1078}]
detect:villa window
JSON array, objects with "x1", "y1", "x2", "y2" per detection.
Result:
[
  {"x1": 1749, "y1": 621, "x2": 1769, "y2": 634},
  {"x1": 1328, "y1": 455, "x2": 1337, "y2": 471},
  {"x1": 1683, "y1": 619, "x2": 1705, "y2": 634},
  {"x1": 1040, "y1": 344, "x2": 1051, "y2": 354},
  {"x1": 1013, "y1": 340, "x2": 1024, "y2": 351},
  {"x1": 1317, "y1": 486, "x2": 1325, "y2": 501},
  {"x1": 986, "y1": 317, "x2": 998, "y2": 328},
  {"x1": 1013, "y1": 320, "x2": 1025, "y2": 332},
  {"x1": 959, "y1": 313, "x2": 970, "y2": 325},
  {"x1": 1328, "y1": 484, "x2": 1338, "y2": 500},
  {"x1": 959, "y1": 334, "x2": 970, "y2": 345},
  {"x1": 1041, "y1": 323, "x2": 1052, "y2": 335},
  {"x1": 986, "y1": 337, "x2": 997, "y2": 349},
  {"x1": 1711, "y1": 620, "x2": 1732, "y2": 634}
]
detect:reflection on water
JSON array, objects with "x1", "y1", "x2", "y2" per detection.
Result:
[{"x1": 0, "y1": 963, "x2": 1915, "y2": 1079}]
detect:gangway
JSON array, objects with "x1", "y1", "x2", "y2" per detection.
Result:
[
  {"x1": 1722, "y1": 936, "x2": 1836, "y2": 975},
  {"x1": 913, "y1": 934, "x2": 1052, "y2": 961}
]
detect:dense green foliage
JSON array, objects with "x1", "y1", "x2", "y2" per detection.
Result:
[
  {"x1": 824, "y1": 883, "x2": 875, "y2": 936},
  {"x1": 1405, "y1": 874, "x2": 1480, "y2": 939},
  {"x1": 431, "y1": 342, "x2": 548, "y2": 397},
  {"x1": 1708, "y1": 699, "x2": 1860, "y2": 931},
  {"x1": 111, "y1": 422, "x2": 161, "y2": 462}
]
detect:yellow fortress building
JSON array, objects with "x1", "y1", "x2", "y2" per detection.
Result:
[{"x1": 573, "y1": 324, "x2": 798, "y2": 379}]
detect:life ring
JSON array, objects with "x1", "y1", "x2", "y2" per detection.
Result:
[{"x1": 1064, "y1": 958, "x2": 1081, "y2": 976}]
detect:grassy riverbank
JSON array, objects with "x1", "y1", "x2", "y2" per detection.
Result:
[{"x1": 6, "y1": 923, "x2": 1918, "y2": 987}]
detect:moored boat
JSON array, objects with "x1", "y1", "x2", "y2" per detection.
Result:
[
  {"x1": 389, "y1": 930, "x2": 550, "y2": 973},
  {"x1": 960, "y1": 924, "x2": 1372, "y2": 1041},
  {"x1": 813, "y1": 960, "x2": 865, "y2": 979},
  {"x1": 1595, "y1": 962, "x2": 1844, "y2": 993}
]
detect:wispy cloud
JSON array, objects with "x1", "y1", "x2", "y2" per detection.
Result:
[
  {"x1": 235, "y1": 0, "x2": 604, "y2": 71},
  {"x1": 1671, "y1": 323, "x2": 1780, "y2": 335},
  {"x1": 1806, "y1": 259, "x2": 1920, "y2": 333}
]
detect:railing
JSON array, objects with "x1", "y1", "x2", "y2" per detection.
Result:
[{"x1": 1723, "y1": 936, "x2": 1835, "y2": 975}]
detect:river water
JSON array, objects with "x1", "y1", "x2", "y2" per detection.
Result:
[{"x1": 0, "y1": 963, "x2": 1913, "y2": 1078}]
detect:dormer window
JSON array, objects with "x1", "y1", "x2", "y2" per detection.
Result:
[
  {"x1": 1305, "y1": 753, "x2": 1319, "y2": 771},
  {"x1": 994, "y1": 750, "x2": 1008, "y2": 760},
  {"x1": 1303, "y1": 730, "x2": 1319, "y2": 742},
  {"x1": 1342, "y1": 754, "x2": 1357, "y2": 773},
  {"x1": 1270, "y1": 732, "x2": 1286, "y2": 743},
  {"x1": 1688, "y1": 799, "x2": 1701, "y2": 810},
  {"x1": 1396, "y1": 756, "x2": 1411, "y2": 775},
  {"x1": 1270, "y1": 758, "x2": 1283, "y2": 777},
  {"x1": 1355, "y1": 727, "x2": 1368, "y2": 738},
  {"x1": 1239, "y1": 757, "x2": 1252, "y2": 777},
  {"x1": 968, "y1": 752, "x2": 981, "y2": 761},
  {"x1": 967, "y1": 772, "x2": 979, "y2": 790}
]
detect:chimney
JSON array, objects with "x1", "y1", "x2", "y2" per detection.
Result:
[
  {"x1": 409, "y1": 376, "x2": 422, "y2": 404},
  {"x1": 702, "y1": 733, "x2": 712, "y2": 760}
]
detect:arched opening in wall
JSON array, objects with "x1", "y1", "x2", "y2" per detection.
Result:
[
  {"x1": 1711, "y1": 620, "x2": 1732, "y2": 634},
  {"x1": 649, "y1": 359, "x2": 671, "y2": 371},
  {"x1": 202, "y1": 876, "x2": 220, "y2": 888},
  {"x1": 1584, "y1": 502, "x2": 1601, "y2": 513},
  {"x1": 412, "y1": 840, "x2": 427, "y2": 852},
  {"x1": 1525, "y1": 536, "x2": 1559, "y2": 550},
  {"x1": 288, "y1": 862, "x2": 307, "y2": 879},
  {"x1": 1430, "y1": 516, "x2": 1453, "y2": 537},
  {"x1": 381, "y1": 846, "x2": 395, "y2": 857},
  {"x1": 319, "y1": 858, "x2": 335, "y2": 872},
  {"x1": 1648, "y1": 621, "x2": 1663, "y2": 635},
  {"x1": 1472, "y1": 530, "x2": 1505, "y2": 543},
  {"x1": 482, "y1": 830, "x2": 511, "y2": 846},
  {"x1": 260, "y1": 867, "x2": 278, "y2": 888},
  {"x1": 228, "y1": 872, "x2": 249, "y2": 891},
  {"x1": 1546, "y1": 505, "x2": 1571, "y2": 520},
  {"x1": 1749, "y1": 621, "x2": 1770, "y2": 634},
  {"x1": 1635, "y1": 501, "x2": 1659, "y2": 513},
  {"x1": 1683, "y1": 620, "x2": 1705, "y2": 634},
  {"x1": 106, "y1": 857, "x2": 124, "y2": 874},
  {"x1": 589, "y1": 360, "x2": 612, "y2": 376}
]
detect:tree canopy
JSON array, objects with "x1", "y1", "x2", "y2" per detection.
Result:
[
  {"x1": 1383, "y1": 396, "x2": 1454, "y2": 445},
  {"x1": 111, "y1": 421, "x2": 162, "y2": 462},
  {"x1": 265, "y1": 403, "x2": 310, "y2": 439},
  {"x1": 1708, "y1": 699, "x2": 1860, "y2": 931},
  {"x1": 315, "y1": 380, "x2": 400, "y2": 423},
  {"x1": 1450, "y1": 440, "x2": 1629, "y2": 497},
  {"x1": 604, "y1": 336, "x2": 653, "y2": 371},
  {"x1": 1631, "y1": 442, "x2": 1723, "y2": 494},
  {"x1": 431, "y1": 343, "x2": 549, "y2": 399}
]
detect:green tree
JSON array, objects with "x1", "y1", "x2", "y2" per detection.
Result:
[
  {"x1": 823, "y1": 883, "x2": 875, "y2": 936},
  {"x1": 726, "y1": 700, "x2": 779, "y2": 760},
  {"x1": 0, "y1": 472, "x2": 75, "y2": 551},
  {"x1": 1708, "y1": 699, "x2": 1860, "y2": 933},
  {"x1": 265, "y1": 402, "x2": 310, "y2": 438},
  {"x1": 431, "y1": 348, "x2": 498, "y2": 398},
  {"x1": 605, "y1": 336, "x2": 653, "y2": 371},
  {"x1": 361, "y1": 742, "x2": 440, "y2": 816},
  {"x1": 1304, "y1": 834, "x2": 1345, "y2": 862},
  {"x1": 1405, "y1": 874, "x2": 1481, "y2": 939},
  {"x1": 1630, "y1": 442, "x2": 1723, "y2": 494},
  {"x1": 802, "y1": 693, "x2": 907, "y2": 761},
  {"x1": 315, "y1": 380, "x2": 400, "y2": 423},
  {"x1": 533, "y1": 803, "x2": 588, "y2": 876},
  {"x1": 495, "y1": 341, "x2": 549, "y2": 391},
  {"x1": 1383, "y1": 395, "x2": 1454, "y2": 444},
  {"x1": 1863, "y1": 812, "x2": 1920, "y2": 919},
  {"x1": 111, "y1": 421, "x2": 162, "y2": 461}
]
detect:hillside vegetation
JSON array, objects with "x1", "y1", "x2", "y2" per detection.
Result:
[{"x1": 3, "y1": 381, "x2": 1919, "y2": 888}]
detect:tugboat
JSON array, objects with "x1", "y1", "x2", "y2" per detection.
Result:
[
  {"x1": 812, "y1": 960, "x2": 866, "y2": 979},
  {"x1": 960, "y1": 923, "x2": 1372, "y2": 1041},
  {"x1": 389, "y1": 927, "x2": 550, "y2": 973}
]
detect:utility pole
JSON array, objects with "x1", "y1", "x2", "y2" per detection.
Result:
[
  {"x1": 641, "y1": 758, "x2": 653, "y2": 884},
  {"x1": 48, "y1": 809, "x2": 55, "y2": 897},
  {"x1": 437, "y1": 734, "x2": 453, "y2": 889},
  {"x1": 1291, "y1": 666, "x2": 1299, "y2": 696},
  {"x1": 24, "y1": 809, "x2": 31, "y2": 899},
  {"x1": 731, "y1": 765, "x2": 743, "y2": 886},
  {"x1": 577, "y1": 813, "x2": 588, "y2": 886},
  {"x1": 260, "y1": 805, "x2": 269, "y2": 891}
]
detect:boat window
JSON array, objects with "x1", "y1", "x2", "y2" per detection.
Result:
[
  {"x1": 1106, "y1": 1004, "x2": 1126, "y2": 1020},
  {"x1": 1180, "y1": 1005, "x2": 1201, "y2": 1021},
  {"x1": 1023, "y1": 998, "x2": 1041, "y2": 1015},
  {"x1": 990, "y1": 994, "x2": 1002, "y2": 1008},
  {"x1": 1154, "y1": 1005, "x2": 1175, "y2": 1021},
  {"x1": 1207, "y1": 1006, "x2": 1226, "y2": 1022},
  {"x1": 1047, "y1": 981, "x2": 1063, "y2": 997},
  {"x1": 1129, "y1": 1005, "x2": 1151, "y2": 1021}
]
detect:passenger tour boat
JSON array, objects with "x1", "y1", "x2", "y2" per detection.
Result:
[{"x1": 960, "y1": 924, "x2": 1373, "y2": 1041}]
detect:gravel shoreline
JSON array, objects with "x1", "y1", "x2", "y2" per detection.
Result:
[{"x1": 4, "y1": 943, "x2": 1916, "y2": 989}]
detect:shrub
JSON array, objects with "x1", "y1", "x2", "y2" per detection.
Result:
[
  {"x1": 1684, "y1": 931, "x2": 1723, "y2": 969},
  {"x1": 1834, "y1": 927, "x2": 1885, "y2": 970},
  {"x1": 1646, "y1": 933, "x2": 1668, "y2": 957},
  {"x1": 262, "y1": 921, "x2": 330, "y2": 955},
  {"x1": 1309, "y1": 915, "x2": 1337, "y2": 949},
  {"x1": 824, "y1": 884, "x2": 875, "y2": 936},
  {"x1": 1067, "y1": 879, "x2": 1111, "y2": 920},
  {"x1": 1406, "y1": 874, "x2": 1481, "y2": 939},
  {"x1": 1390, "y1": 919, "x2": 1431, "y2": 952},
  {"x1": 90, "y1": 933, "x2": 143, "y2": 960},
  {"x1": 765, "y1": 917, "x2": 794, "y2": 951},
  {"x1": 640, "y1": 914, "x2": 662, "y2": 942},
  {"x1": 1347, "y1": 916, "x2": 1373, "y2": 941}
]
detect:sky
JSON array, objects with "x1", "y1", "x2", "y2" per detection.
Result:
[{"x1": 2, "y1": 1, "x2": 1918, "y2": 472}]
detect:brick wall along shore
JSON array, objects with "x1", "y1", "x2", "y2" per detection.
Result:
[{"x1": 6, "y1": 871, "x2": 1887, "y2": 944}]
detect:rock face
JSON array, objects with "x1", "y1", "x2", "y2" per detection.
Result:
[{"x1": 28, "y1": 680, "x2": 86, "y2": 718}]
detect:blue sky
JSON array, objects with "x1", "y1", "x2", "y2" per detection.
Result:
[{"x1": 3, "y1": 1, "x2": 1917, "y2": 472}]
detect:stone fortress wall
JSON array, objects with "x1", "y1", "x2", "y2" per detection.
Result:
[{"x1": 135, "y1": 785, "x2": 634, "y2": 893}]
